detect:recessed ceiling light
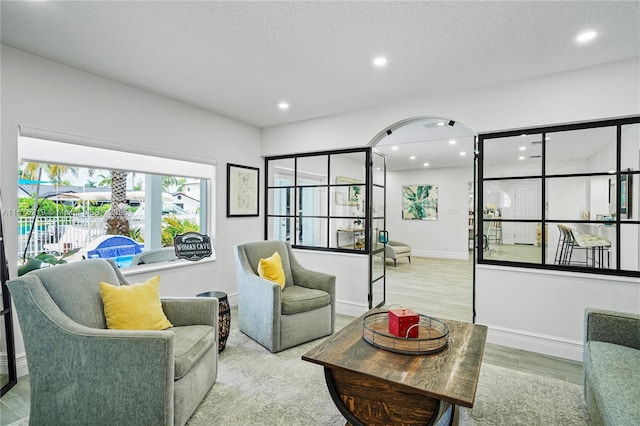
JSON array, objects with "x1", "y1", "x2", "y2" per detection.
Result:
[
  {"x1": 437, "y1": 122, "x2": 445, "y2": 127},
  {"x1": 278, "y1": 102, "x2": 289, "y2": 110},
  {"x1": 410, "y1": 156, "x2": 416, "y2": 160},
  {"x1": 518, "y1": 156, "x2": 525, "y2": 160},
  {"x1": 608, "y1": 170, "x2": 616, "y2": 174},
  {"x1": 449, "y1": 140, "x2": 456, "y2": 145},
  {"x1": 423, "y1": 162, "x2": 429, "y2": 167},
  {"x1": 392, "y1": 146, "x2": 398, "y2": 151},
  {"x1": 459, "y1": 152, "x2": 467, "y2": 156},
  {"x1": 373, "y1": 56, "x2": 388, "y2": 67},
  {"x1": 546, "y1": 136, "x2": 551, "y2": 141},
  {"x1": 520, "y1": 134, "x2": 527, "y2": 137},
  {"x1": 519, "y1": 146, "x2": 526, "y2": 151},
  {"x1": 576, "y1": 30, "x2": 598, "y2": 44}
]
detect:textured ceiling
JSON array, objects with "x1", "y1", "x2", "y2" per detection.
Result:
[{"x1": 2, "y1": 1, "x2": 638, "y2": 130}]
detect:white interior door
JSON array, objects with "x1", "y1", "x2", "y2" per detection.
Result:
[{"x1": 514, "y1": 189, "x2": 537, "y2": 244}]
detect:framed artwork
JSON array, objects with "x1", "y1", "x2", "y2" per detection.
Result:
[
  {"x1": 227, "y1": 163, "x2": 259, "y2": 217},
  {"x1": 335, "y1": 176, "x2": 363, "y2": 206},
  {"x1": 402, "y1": 184, "x2": 438, "y2": 220}
]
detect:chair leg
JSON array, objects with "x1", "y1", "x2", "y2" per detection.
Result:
[
  {"x1": 394, "y1": 259, "x2": 397, "y2": 267},
  {"x1": 408, "y1": 256, "x2": 411, "y2": 264}
]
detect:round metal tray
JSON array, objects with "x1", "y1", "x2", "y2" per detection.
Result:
[{"x1": 362, "y1": 311, "x2": 449, "y2": 355}]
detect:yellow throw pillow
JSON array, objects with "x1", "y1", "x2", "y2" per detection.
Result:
[
  {"x1": 100, "y1": 276, "x2": 173, "y2": 330},
  {"x1": 257, "y1": 251, "x2": 286, "y2": 289}
]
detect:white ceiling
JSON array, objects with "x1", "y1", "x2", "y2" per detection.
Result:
[{"x1": 1, "y1": 1, "x2": 638, "y2": 170}]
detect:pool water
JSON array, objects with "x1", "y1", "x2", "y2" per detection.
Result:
[{"x1": 114, "y1": 255, "x2": 134, "y2": 268}]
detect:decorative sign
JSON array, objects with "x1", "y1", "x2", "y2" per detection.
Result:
[{"x1": 174, "y1": 232, "x2": 212, "y2": 261}]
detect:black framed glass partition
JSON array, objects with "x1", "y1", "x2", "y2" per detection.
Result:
[
  {"x1": 265, "y1": 148, "x2": 371, "y2": 253},
  {"x1": 478, "y1": 116, "x2": 640, "y2": 277},
  {"x1": 265, "y1": 147, "x2": 387, "y2": 309}
]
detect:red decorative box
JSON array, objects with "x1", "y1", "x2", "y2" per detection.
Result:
[{"x1": 388, "y1": 308, "x2": 419, "y2": 338}]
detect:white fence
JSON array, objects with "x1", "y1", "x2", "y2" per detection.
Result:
[{"x1": 18, "y1": 215, "x2": 108, "y2": 259}]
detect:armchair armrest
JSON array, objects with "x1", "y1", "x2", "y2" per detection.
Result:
[
  {"x1": 585, "y1": 308, "x2": 640, "y2": 350},
  {"x1": 162, "y1": 297, "x2": 218, "y2": 327}
]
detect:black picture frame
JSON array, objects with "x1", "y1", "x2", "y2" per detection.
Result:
[{"x1": 227, "y1": 163, "x2": 259, "y2": 217}]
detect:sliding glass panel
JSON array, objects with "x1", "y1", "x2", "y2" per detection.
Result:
[
  {"x1": 267, "y1": 216, "x2": 293, "y2": 242},
  {"x1": 621, "y1": 124, "x2": 640, "y2": 171},
  {"x1": 268, "y1": 158, "x2": 295, "y2": 187},
  {"x1": 550, "y1": 222, "x2": 616, "y2": 270},
  {"x1": 330, "y1": 185, "x2": 365, "y2": 218},
  {"x1": 372, "y1": 151, "x2": 385, "y2": 186},
  {"x1": 546, "y1": 176, "x2": 613, "y2": 221},
  {"x1": 331, "y1": 218, "x2": 364, "y2": 250},
  {"x1": 371, "y1": 276, "x2": 385, "y2": 308},
  {"x1": 295, "y1": 217, "x2": 327, "y2": 248},
  {"x1": 297, "y1": 155, "x2": 328, "y2": 186},
  {"x1": 483, "y1": 134, "x2": 542, "y2": 179},
  {"x1": 298, "y1": 187, "x2": 327, "y2": 217},
  {"x1": 483, "y1": 221, "x2": 542, "y2": 263},
  {"x1": 371, "y1": 250, "x2": 384, "y2": 284},
  {"x1": 620, "y1": 171, "x2": 637, "y2": 222},
  {"x1": 483, "y1": 179, "x2": 540, "y2": 220},
  {"x1": 268, "y1": 187, "x2": 293, "y2": 216},
  {"x1": 620, "y1": 223, "x2": 640, "y2": 272},
  {"x1": 546, "y1": 126, "x2": 616, "y2": 175},
  {"x1": 330, "y1": 152, "x2": 366, "y2": 184},
  {"x1": 371, "y1": 218, "x2": 385, "y2": 251}
]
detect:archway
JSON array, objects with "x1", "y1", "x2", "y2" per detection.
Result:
[{"x1": 369, "y1": 116, "x2": 477, "y2": 322}]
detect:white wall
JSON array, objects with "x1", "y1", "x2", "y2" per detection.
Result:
[
  {"x1": 1, "y1": 46, "x2": 263, "y2": 375},
  {"x1": 386, "y1": 166, "x2": 472, "y2": 259},
  {"x1": 260, "y1": 58, "x2": 640, "y2": 360}
]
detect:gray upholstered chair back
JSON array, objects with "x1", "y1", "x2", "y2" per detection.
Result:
[
  {"x1": 239, "y1": 240, "x2": 294, "y2": 287},
  {"x1": 27, "y1": 258, "x2": 127, "y2": 329}
]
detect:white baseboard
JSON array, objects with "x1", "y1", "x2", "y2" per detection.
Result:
[
  {"x1": 485, "y1": 324, "x2": 583, "y2": 362},
  {"x1": 336, "y1": 300, "x2": 368, "y2": 317},
  {"x1": 412, "y1": 250, "x2": 470, "y2": 261},
  {"x1": 0, "y1": 351, "x2": 29, "y2": 377}
]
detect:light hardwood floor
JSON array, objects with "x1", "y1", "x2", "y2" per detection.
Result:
[{"x1": 383, "y1": 255, "x2": 583, "y2": 385}]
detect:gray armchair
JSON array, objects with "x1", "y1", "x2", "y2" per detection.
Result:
[
  {"x1": 385, "y1": 240, "x2": 412, "y2": 267},
  {"x1": 8, "y1": 259, "x2": 218, "y2": 426},
  {"x1": 234, "y1": 241, "x2": 335, "y2": 353}
]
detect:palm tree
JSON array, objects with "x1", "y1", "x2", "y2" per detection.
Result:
[
  {"x1": 19, "y1": 162, "x2": 78, "y2": 183},
  {"x1": 104, "y1": 170, "x2": 129, "y2": 235}
]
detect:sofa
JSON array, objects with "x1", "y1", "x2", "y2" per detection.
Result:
[
  {"x1": 8, "y1": 259, "x2": 218, "y2": 426},
  {"x1": 385, "y1": 240, "x2": 412, "y2": 267},
  {"x1": 583, "y1": 308, "x2": 640, "y2": 425}
]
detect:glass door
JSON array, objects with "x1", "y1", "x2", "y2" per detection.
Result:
[{"x1": 369, "y1": 150, "x2": 387, "y2": 308}]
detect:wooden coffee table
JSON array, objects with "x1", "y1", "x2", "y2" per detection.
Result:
[{"x1": 302, "y1": 309, "x2": 487, "y2": 426}]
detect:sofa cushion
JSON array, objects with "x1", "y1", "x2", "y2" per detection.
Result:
[
  {"x1": 281, "y1": 285, "x2": 330, "y2": 315},
  {"x1": 586, "y1": 341, "x2": 640, "y2": 425},
  {"x1": 171, "y1": 325, "x2": 217, "y2": 380}
]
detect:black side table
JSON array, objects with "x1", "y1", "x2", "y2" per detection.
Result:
[{"x1": 196, "y1": 291, "x2": 231, "y2": 352}]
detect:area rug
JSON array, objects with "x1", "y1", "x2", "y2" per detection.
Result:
[{"x1": 187, "y1": 329, "x2": 591, "y2": 425}]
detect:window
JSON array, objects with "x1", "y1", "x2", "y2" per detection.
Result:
[
  {"x1": 478, "y1": 117, "x2": 640, "y2": 276},
  {"x1": 265, "y1": 148, "x2": 370, "y2": 253},
  {"x1": 16, "y1": 135, "x2": 214, "y2": 269}
]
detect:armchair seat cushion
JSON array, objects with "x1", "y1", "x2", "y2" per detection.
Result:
[
  {"x1": 393, "y1": 245, "x2": 411, "y2": 254},
  {"x1": 171, "y1": 325, "x2": 217, "y2": 380},
  {"x1": 281, "y1": 285, "x2": 330, "y2": 315}
]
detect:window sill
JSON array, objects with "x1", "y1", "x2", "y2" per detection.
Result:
[{"x1": 121, "y1": 256, "x2": 215, "y2": 277}]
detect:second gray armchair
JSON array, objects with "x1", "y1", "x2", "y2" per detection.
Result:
[
  {"x1": 234, "y1": 241, "x2": 335, "y2": 353},
  {"x1": 385, "y1": 240, "x2": 412, "y2": 267}
]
